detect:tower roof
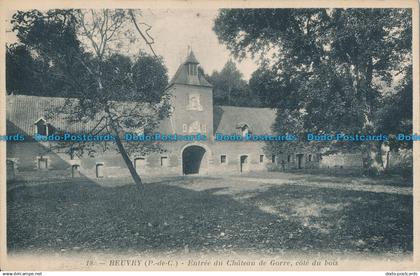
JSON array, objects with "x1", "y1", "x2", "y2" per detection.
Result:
[
  {"x1": 185, "y1": 50, "x2": 199, "y2": 64},
  {"x1": 168, "y1": 50, "x2": 212, "y2": 88}
]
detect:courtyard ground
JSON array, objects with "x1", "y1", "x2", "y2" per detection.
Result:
[{"x1": 7, "y1": 171, "x2": 413, "y2": 257}]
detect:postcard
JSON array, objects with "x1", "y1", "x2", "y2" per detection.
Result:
[{"x1": 0, "y1": 0, "x2": 419, "y2": 272}]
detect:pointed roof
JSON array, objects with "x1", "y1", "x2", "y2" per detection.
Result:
[
  {"x1": 167, "y1": 50, "x2": 212, "y2": 88},
  {"x1": 185, "y1": 51, "x2": 199, "y2": 64}
]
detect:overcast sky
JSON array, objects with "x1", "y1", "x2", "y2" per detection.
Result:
[
  {"x1": 141, "y1": 9, "x2": 258, "y2": 80},
  {"x1": 6, "y1": 9, "x2": 259, "y2": 80}
]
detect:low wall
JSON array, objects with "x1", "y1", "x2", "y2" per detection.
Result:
[{"x1": 319, "y1": 153, "x2": 363, "y2": 168}]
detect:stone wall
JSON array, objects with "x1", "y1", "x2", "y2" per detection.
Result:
[
  {"x1": 169, "y1": 84, "x2": 214, "y2": 137},
  {"x1": 8, "y1": 138, "x2": 412, "y2": 183},
  {"x1": 319, "y1": 153, "x2": 364, "y2": 168},
  {"x1": 6, "y1": 139, "x2": 271, "y2": 182}
]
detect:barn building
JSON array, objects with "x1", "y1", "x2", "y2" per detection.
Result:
[{"x1": 5, "y1": 51, "x2": 323, "y2": 183}]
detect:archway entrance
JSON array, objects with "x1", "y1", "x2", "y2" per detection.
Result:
[{"x1": 182, "y1": 145, "x2": 206, "y2": 175}]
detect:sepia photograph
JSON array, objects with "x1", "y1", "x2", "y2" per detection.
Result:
[{"x1": 0, "y1": 0, "x2": 419, "y2": 272}]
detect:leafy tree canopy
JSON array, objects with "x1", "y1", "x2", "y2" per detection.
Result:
[
  {"x1": 8, "y1": 9, "x2": 168, "y2": 103},
  {"x1": 207, "y1": 60, "x2": 261, "y2": 107},
  {"x1": 9, "y1": 9, "x2": 170, "y2": 188},
  {"x1": 214, "y1": 8, "x2": 412, "y2": 172}
]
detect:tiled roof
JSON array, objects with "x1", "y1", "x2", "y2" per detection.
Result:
[
  {"x1": 168, "y1": 53, "x2": 212, "y2": 88},
  {"x1": 213, "y1": 105, "x2": 276, "y2": 134},
  {"x1": 6, "y1": 95, "x2": 171, "y2": 135},
  {"x1": 6, "y1": 95, "x2": 97, "y2": 135},
  {"x1": 6, "y1": 95, "x2": 276, "y2": 136}
]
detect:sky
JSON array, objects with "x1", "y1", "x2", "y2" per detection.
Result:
[
  {"x1": 6, "y1": 9, "x2": 259, "y2": 80},
  {"x1": 139, "y1": 9, "x2": 258, "y2": 80}
]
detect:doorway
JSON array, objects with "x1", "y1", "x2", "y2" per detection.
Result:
[
  {"x1": 72, "y1": 165, "x2": 80, "y2": 178},
  {"x1": 96, "y1": 163, "x2": 104, "y2": 178},
  {"x1": 134, "y1": 157, "x2": 146, "y2": 172},
  {"x1": 296, "y1": 154, "x2": 304, "y2": 169},
  {"x1": 182, "y1": 145, "x2": 206, "y2": 175},
  {"x1": 240, "y1": 155, "x2": 249, "y2": 173}
]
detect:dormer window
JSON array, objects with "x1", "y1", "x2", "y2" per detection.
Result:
[
  {"x1": 137, "y1": 127, "x2": 144, "y2": 136},
  {"x1": 35, "y1": 118, "x2": 53, "y2": 136},
  {"x1": 242, "y1": 125, "x2": 250, "y2": 136},
  {"x1": 236, "y1": 122, "x2": 252, "y2": 137},
  {"x1": 236, "y1": 123, "x2": 251, "y2": 137}
]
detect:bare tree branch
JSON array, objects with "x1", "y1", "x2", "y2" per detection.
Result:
[{"x1": 129, "y1": 10, "x2": 157, "y2": 57}]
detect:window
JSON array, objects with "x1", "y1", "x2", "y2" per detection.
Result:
[
  {"x1": 188, "y1": 64, "x2": 197, "y2": 75},
  {"x1": 260, "y1": 155, "x2": 264, "y2": 163},
  {"x1": 96, "y1": 163, "x2": 104, "y2": 178},
  {"x1": 35, "y1": 118, "x2": 53, "y2": 136},
  {"x1": 287, "y1": 155, "x2": 291, "y2": 162},
  {"x1": 37, "y1": 156, "x2": 48, "y2": 169},
  {"x1": 241, "y1": 125, "x2": 250, "y2": 137},
  {"x1": 187, "y1": 94, "x2": 203, "y2": 111},
  {"x1": 37, "y1": 123, "x2": 47, "y2": 136},
  {"x1": 220, "y1": 155, "x2": 227, "y2": 164},
  {"x1": 272, "y1": 155, "x2": 276, "y2": 164},
  {"x1": 35, "y1": 119, "x2": 47, "y2": 135},
  {"x1": 161, "y1": 156, "x2": 168, "y2": 167},
  {"x1": 188, "y1": 121, "x2": 201, "y2": 133},
  {"x1": 182, "y1": 124, "x2": 187, "y2": 132},
  {"x1": 308, "y1": 154, "x2": 312, "y2": 162},
  {"x1": 191, "y1": 96, "x2": 199, "y2": 108}
]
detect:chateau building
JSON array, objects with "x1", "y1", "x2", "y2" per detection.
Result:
[{"x1": 6, "y1": 51, "x2": 322, "y2": 182}]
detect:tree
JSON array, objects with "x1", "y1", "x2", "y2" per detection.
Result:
[
  {"x1": 11, "y1": 9, "x2": 170, "y2": 189},
  {"x1": 208, "y1": 60, "x2": 260, "y2": 107},
  {"x1": 6, "y1": 44, "x2": 40, "y2": 95},
  {"x1": 6, "y1": 43, "x2": 70, "y2": 97},
  {"x1": 214, "y1": 8, "x2": 412, "y2": 174},
  {"x1": 375, "y1": 63, "x2": 413, "y2": 152}
]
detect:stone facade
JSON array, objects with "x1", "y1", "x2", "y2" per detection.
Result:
[
  {"x1": 11, "y1": 51, "x2": 406, "y2": 182},
  {"x1": 7, "y1": 51, "x2": 305, "y2": 182},
  {"x1": 319, "y1": 153, "x2": 363, "y2": 169}
]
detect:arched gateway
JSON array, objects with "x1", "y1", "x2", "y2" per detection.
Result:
[{"x1": 182, "y1": 145, "x2": 207, "y2": 175}]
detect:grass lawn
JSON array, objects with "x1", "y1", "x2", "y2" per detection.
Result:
[{"x1": 7, "y1": 175, "x2": 412, "y2": 257}]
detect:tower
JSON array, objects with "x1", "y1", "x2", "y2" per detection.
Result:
[{"x1": 166, "y1": 50, "x2": 213, "y2": 137}]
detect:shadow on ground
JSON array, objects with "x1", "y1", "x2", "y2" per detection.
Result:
[
  {"x1": 7, "y1": 177, "x2": 412, "y2": 257},
  {"x1": 241, "y1": 170, "x2": 413, "y2": 188}
]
